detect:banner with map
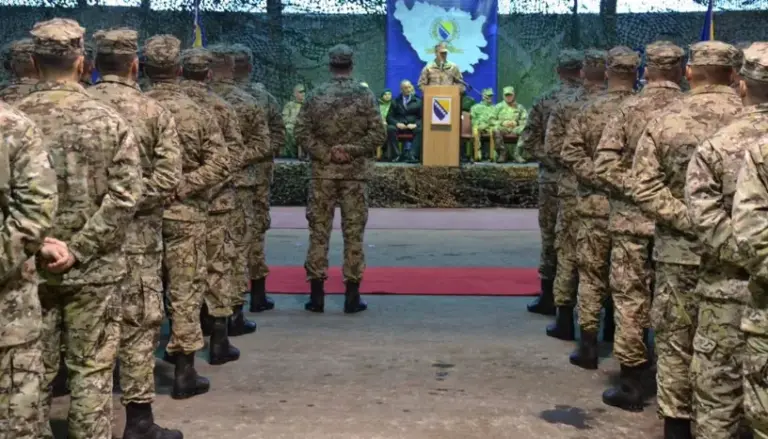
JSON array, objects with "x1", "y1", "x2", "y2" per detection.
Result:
[{"x1": 386, "y1": 0, "x2": 498, "y2": 99}]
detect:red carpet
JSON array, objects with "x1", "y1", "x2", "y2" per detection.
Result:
[{"x1": 267, "y1": 266, "x2": 540, "y2": 296}]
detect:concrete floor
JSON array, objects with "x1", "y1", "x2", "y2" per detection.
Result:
[{"x1": 50, "y1": 209, "x2": 662, "y2": 439}]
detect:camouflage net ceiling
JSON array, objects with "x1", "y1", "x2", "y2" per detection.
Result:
[{"x1": 0, "y1": 0, "x2": 766, "y2": 105}]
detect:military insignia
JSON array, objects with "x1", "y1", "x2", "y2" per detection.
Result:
[{"x1": 431, "y1": 96, "x2": 452, "y2": 125}]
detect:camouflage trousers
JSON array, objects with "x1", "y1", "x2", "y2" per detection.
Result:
[
  {"x1": 248, "y1": 166, "x2": 273, "y2": 282},
  {"x1": 538, "y1": 182, "x2": 558, "y2": 282},
  {"x1": 205, "y1": 210, "x2": 239, "y2": 318},
  {"x1": 691, "y1": 294, "x2": 747, "y2": 439},
  {"x1": 492, "y1": 128, "x2": 517, "y2": 161},
  {"x1": 553, "y1": 196, "x2": 579, "y2": 307},
  {"x1": 744, "y1": 333, "x2": 768, "y2": 439},
  {"x1": 119, "y1": 252, "x2": 164, "y2": 405},
  {"x1": 575, "y1": 217, "x2": 611, "y2": 332},
  {"x1": 611, "y1": 234, "x2": 654, "y2": 367},
  {"x1": 305, "y1": 178, "x2": 368, "y2": 282},
  {"x1": 39, "y1": 282, "x2": 123, "y2": 439},
  {"x1": 163, "y1": 220, "x2": 207, "y2": 355},
  {"x1": 0, "y1": 338, "x2": 44, "y2": 439},
  {"x1": 652, "y1": 262, "x2": 700, "y2": 420}
]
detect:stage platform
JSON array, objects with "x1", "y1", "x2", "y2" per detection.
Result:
[{"x1": 272, "y1": 159, "x2": 539, "y2": 208}]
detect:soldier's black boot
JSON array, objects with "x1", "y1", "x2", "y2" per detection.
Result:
[
  {"x1": 344, "y1": 282, "x2": 368, "y2": 314},
  {"x1": 249, "y1": 277, "x2": 275, "y2": 312},
  {"x1": 123, "y1": 402, "x2": 183, "y2": 439},
  {"x1": 228, "y1": 304, "x2": 257, "y2": 336},
  {"x1": 209, "y1": 317, "x2": 240, "y2": 365},
  {"x1": 546, "y1": 305, "x2": 575, "y2": 340},
  {"x1": 663, "y1": 417, "x2": 692, "y2": 439},
  {"x1": 569, "y1": 329, "x2": 598, "y2": 370},
  {"x1": 52, "y1": 352, "x2": 69, "y2": 397},
  {"x1": 602, "y1": 362, "x2": 649, "y2": 412},
  {"x1": 603, "y1": 297, "x2": 615, "y2": 343},
  {"x1": 200, "y1": 304, "x2": 213, "y2": 337},
  {"x1": 527, "y1": 278, "x2": 556, "y2": 316},
  {"x1": 171, "y1": 353, "x2": 209, "y2": 400},
  {"x1": 305, "y1": 280, "x2": 325, "y2": 313}
]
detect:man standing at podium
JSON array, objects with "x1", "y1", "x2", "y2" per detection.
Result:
[{"x1": 418, "y1": 42, "x2": 465, "y2": 93}]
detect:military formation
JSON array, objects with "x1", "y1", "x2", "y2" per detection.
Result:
[
  {"x1": 0, "y1": 17, "x2": 381, "y2": 439},
  {"x1": 521, "y1": 39, "x2": 768, "y2": 438}
]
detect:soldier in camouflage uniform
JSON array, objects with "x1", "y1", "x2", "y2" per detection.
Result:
[
  {"x1": 295, "y1": 45, "x2": 386, "y2": 313},
  {"x1": 686, "y1": 43, "x2": 768, "y2": 439},
  {"x1": 0, "y1": 39, "x2": 36, "y2": 103},
  {"x1": 544, "y1": 49, "x2": 605, "y2": 341},
  {"x1": 561, "y1": 47, "x2": 638, "y2": 370},
  {"x1": 282, "y1": 84, "x2": 305, "y2": 158},
  {"x1": 491, "y1": 86, "x2": 528, "y2": 163},
  {"x1": 88, "y1": 28, "x2": 184, "y2": 438},
  {"x1": 80, "y1": 39, "x2": 95, "y2": 87},
  {"x1": 0, "y1": 101, "x2": 58, "y2": 439},
  {"x1": 631, "y1": 41, "x2": 743, "y2": 436},
  {"x1": 469, "y1": 88, "x2": 494, "y2": 161},
  {"x1": 230, "y1": 43, "x2": 286, "y2": 315},
  {"x1": 143, "y1": 34, "x2": 228, "y2": 400},
  {"x1": 417, "y1": 42, "x2": 465, "y2": 93},
  {"x1": 16, "y1": 18, "x2": 143, "y2": 439}
]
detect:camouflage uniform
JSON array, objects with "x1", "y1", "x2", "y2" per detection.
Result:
[
  {"x1": 631, "y1": 41, "x2": 743, "y2": 424},
  {"x1": 87, "y1": 29, "x2": 182, "y2": 414},
  {"x1": 282, "y1": 85, "x2": 304, "y2": 158},
  {"x1": 469, "y1": 88, "x2": 494, "y2": 161},
  {"x1": 16, "y1": 18, "x2": 143, "y2": 439},
  {"x1": 0, "y1": 39, "x2": 36, "y2": 103},
  {"x1": 0, "y1": 101, "x2": 57, "y2": 439},
  {"x1": 491, "y1": 86, "x2": 528, "y2": 162},
  {"x1": 417, "y1": 42, "x2": 465, "y2": 93}
]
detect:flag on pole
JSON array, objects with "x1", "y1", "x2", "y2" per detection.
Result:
[
  {"x1": 700, "y1": 0, "x2": 714, "y2": 41},
  {"x1": 193, "y1": 0, "x2": 205, "y2": 48}
]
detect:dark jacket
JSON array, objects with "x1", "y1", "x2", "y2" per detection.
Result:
[{"x1": 387, "y1": 94, "x2": 423, "y2": 127}]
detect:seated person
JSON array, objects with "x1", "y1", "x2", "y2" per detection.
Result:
[
  {"x1": 491, "y1": 86, "x2": 528, "y2": 163},
  {"x1": 386, "y1": 79, "x2": 422, "y2": 162},
  {"x1": 377, "y1": 89, "x2": 392, "y2": 160},
  {"x1": 470, "y1": 88, "x2": 495, "y2": 161}
]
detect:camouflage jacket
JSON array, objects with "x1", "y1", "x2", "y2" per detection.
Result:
[
  {"x1": 295, "y1": 75, "x2": 386, "y2": 180},
  {"x1": 16, "y1": 81, "x2": 142, "y2": 286},
  {"x1": 0, "y1": 77, "x2": 37, "y2": 104},
  {"x1": 632, "y1": 85, "x2": 742, "y2": 265},
  {"x1": 239, "y1": 80, "x2": 286, "y2": 157},
  {"x1": 0, "y1": 102, "x2": 57, "y2": 347},
  {"x1": 470, "y1": 102, "x2": 495, "y2": 130},
  {"x1": 88, "y1": 75, "x2": 182, "y2": 254},
  {"x1": 282, "y1": 101, "x2": 301, "y2": 133},
  {"x1": 145, "y1": 81, "x2": 229, "y2": 223},
  {"x1": 561, "y1": 87, "x2": 634, "y2": 218},
  {"x1": 491, "y1": 102, "x2": 528, "y2": 134},
  {"x1": 417, "y1": 61, "x2": 465, "y2": 93}
]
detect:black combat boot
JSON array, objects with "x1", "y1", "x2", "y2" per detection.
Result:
[
  {"x1": 546, "y1": 305, "x2": 575, "y2": 340},
  {"x1": 52, "y1": 352, "x2": 69, "y2": 397},
  {"x1": 249, "y1": 277, "x2": 275, "y2": 312},
  {"x1": 527, "y1": 278, "x2": 556, "y2": 316},
  {"x1": 602, "y1": 362, "x2": 649, "y2": 412},
  {"x1": 305, "y1": 280, "x2": 325, "y2": 313},
  {"x1": 344, "y1": 282, "x2": 368, "y2": 314},
  {"x1": 603, "y1": 297, "x2": 615, "y2": 343},
  {"x1": 228, "y1": 304, "x2": 257, "y2": 336},
  {"x1": 123, "y1": 402, "x2": 183, "y2": 439},
  {"x1": 170, "y1": 353, "x2": 210, "y2": 400},
  {"x1": 200, "y1": 304, "x2": 213, "y2": 337},
  {"x1": 569, "y1": 329, "x2": 598, "y2": 370},
  {"x1": 209, "y1": 317, "x2": 240, "y2": 366},
  {"x1": 663, "y1": 417, "x2": 692, "y2": 439}
]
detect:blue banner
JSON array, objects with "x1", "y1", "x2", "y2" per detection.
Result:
[{"x1": 386, "y1": 0, "x2": 498, "y2": 99}]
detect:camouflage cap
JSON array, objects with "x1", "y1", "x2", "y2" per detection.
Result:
[
  {"x1": 584, "y1": 49, "x2": 607, "y2": 69},
  {"x1": 607, "y1": 46, "x2": 640, "y2": 73},
  {"x1": 94, "y1": 28, "x2": 138, "y2": 55},
  {"x1": 645, "y1": 41, "x2": 684, "y2": 70},
  {"x1": 230, "y1": 43, "x2": 252, "y2": 65},
  {"x1": 328, "y1": 44, "x2": 353, "y2": 66},
  {"x1": 294, "y1": 84, "x2": 305, "y2": 93},
  {"x1": 502, "y1": 86, "x2": 515, "y2": 95},
  {"x1": 557, "y1": 49, "x2": 583, "y2": 70},
  {"x1": 181, "y1": 47, "x2": 213, "y2": 72},
  {"x1": 3, "y1": 38, "x2": 35, "y2": 64},
  {"x1": 688, "y1": 41, "x2": 740, "y2": 67},
  {"x1": 436, "y1": 41, "x2": 449, "y2": 53},
  {"x1": 30, "y1": 18, "x2": 85, "y2": 57},
  {"x1": 740, "y1": 42, "x2": 768, "y2": 83},
  {"x1": 143, "y1": 35, "x2": 181, "y2": 68},
  {"x1": 482, "y1": 88, "x2": 494, "y2": 96},
  {"x1": 208, "y1": 44, "x2": 235, "y2": 68}
]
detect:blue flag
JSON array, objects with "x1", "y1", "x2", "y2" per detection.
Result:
[{"x1": 700, "y1": 0, "x2": 714, "y2": 41}]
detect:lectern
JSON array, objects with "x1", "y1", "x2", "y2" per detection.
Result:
[{"x1": 421, "y1": 85, "x2": 461, "y2": 167}]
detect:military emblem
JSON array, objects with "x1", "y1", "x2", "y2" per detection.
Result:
[
  {"x1": 429, "y1": 18, "x2": 463, "y2": 54},
  {"x1": 431, "y1": 96, "x2": 452, "y2": 125}
]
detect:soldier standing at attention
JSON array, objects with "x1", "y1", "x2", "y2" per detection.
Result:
[
  {"x1": 469, "y1": 88, "x2": 495, "y2": 161},
  {"x1": 520, "y1": 49, "x2": 583, "y2": 317},
  {"x1": 686, "y1": 42, "x2": 768, "y2": 439},
  {"x1": 593, "y1": 41, "x2": 684, "y2": 411},
  {"x1": 631, "y1": 41, "x2": 743, "y2": 437},
  {"x1": 88, "y1": 28, "x2": 184, "y2": 438},
  {"x1": 0, "y1": 39, "x2": 37, "y2": 103},
  {"x1": 142, "y1": 35, "x2": 228, "y2": 400},
  {"x1": 417, "y1": 41, "x2": 465, "y2": 93},
  {"x1": 295, "y1": 44, "x2": 386, "y2": 313},
  {"x1": 15, "y1": 18, "x2": 143, "y2": 439},
  {"x1": 561, "y1": 46, "x2": 638, "y2": 369},
  {"x1": 0, "y1": 101, "x2": 59, "y2": 439},
  {"x1": 282, "y1": 84, "x2": 305, "y2": 158}
]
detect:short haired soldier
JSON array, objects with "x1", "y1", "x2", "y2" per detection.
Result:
[{"x1": 0, "y1": 38, "x2": 37, "y2": 103}]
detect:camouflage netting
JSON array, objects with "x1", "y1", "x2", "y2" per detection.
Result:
[{"x1": 273, "y1": 162, "x2": 538, "y2": 207}]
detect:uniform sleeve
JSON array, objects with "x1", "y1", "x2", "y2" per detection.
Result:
[
  {"x1": 282, "y1": 103, "x2": 294, "y2": 131},
  {"x1": 267, "y1": 93, "x2": 286, "y2": 157},
  {"x1": 733, "y1": 142, "x2": 768, "y2": 282},
  {"x1": 514, "y1": 106, "x2": 528, "y2": 135},
  {"x1": 136, "y1": 109, "x2": 182, "y2": 212},
  {"x1": 295, "y1": 94, "x2": 329, "y2": 163},
  {"x1": 452, "y1": 66, "x2": 465, "y2": 93},
  {"x1": 342, "y1": 90, "x2": 386, "y2": 158},
  {"x1": 69, "y1": 119, "x2": 142, "y2": 265},
  {"x1": 594, "y1": 111, "x2": 629, "y2": 197},
  {"x1": 519, "y1": 99, "x2": 555, "y2": 169},
  {"x1": 220, "y1": 106, "x2": 247, "y2": 172},
  {"x1": 417, "y1": 66, "x2": 429, "y2": 91},
  {"x1": 237, "y1": 103, "x2": 271, "y2": 164},
  {"x1": 177, "y1": 112, "x2": 229, "y2": 199},
  {"x1": 560, "y1": 114, "x2": 594, "y2": 187},
  {"x1": 544, "y1": 105, "x2": 569, "y2": 168},
  {"x1": 0, "y1": 117, "x2": 57, "y2": 282}
]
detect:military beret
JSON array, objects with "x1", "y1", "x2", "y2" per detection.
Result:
[
  {"x1": 30, "y1": 18, "x2": 85, "y2": 57},
  {"x1": 482, "y1": 88, "x2": 494, "y2": 96},
  {"x1": 740, "y1": 42, "x2": 768, "y2": 83},
  {"x1": 181, "y1": 48, "x2": 212, "y2": 72},
  {"x1": 645, "y1": 41, "x2": 684, "y2": 70},
  {"x1": 94, "y1": 28, "x2": 138, "y2": 55},
  {"x1": 688, "y1": 41, "x2": 740, "y2": 67},
  {"x1": 557, "y1": 49, "x2": 583, "y2": 70},
  {"x1": 584, "y1": 49, "x2": 607, "y2": 69},
  {"x1": 208, "y1": 44, "x2": 235, "y2": 68},
  {"x1": 143, "y1": 35, "x2": 181, "y2": 68},
  {"x1": 3, "y1": 38, "x2": 35, "y2": 64},
  {"x1": 230, "y1": 43, "x2": 252, "y2": 65},
  {"x1": 502, "y1": 86, "x2": 515, "y2": 95},
  {"x1": 328, "y1": 44, "x2": 353, "y2": 66},
  {"x1": 607, "y1": 46, "x2": 640, "y2": 73}
]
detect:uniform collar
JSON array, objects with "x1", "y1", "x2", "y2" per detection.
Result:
[
  {"x1": 32, "y1": 80, "x2": 87, "y2": 95},
  {"x1": 98, "y1": 74, "x2": 140, "y2": 90},
  {"x1": 689, "y1": 84, "x2": 737, "y2": 97}
]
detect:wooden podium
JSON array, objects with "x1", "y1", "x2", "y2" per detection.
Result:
[{"x1": 421, "y1": 85, "x2": 461, "y2": 167}]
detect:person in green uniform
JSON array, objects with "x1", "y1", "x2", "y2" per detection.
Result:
[
  {"x1": 491, "y1": 86, "x2": 528, "y2": 162},
  {"x1": 282, "y1": 83, "x2": 305, "y2": 158},
  {"x1": 470, "y1": 88, "x2": 495, "y2": 161}
]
